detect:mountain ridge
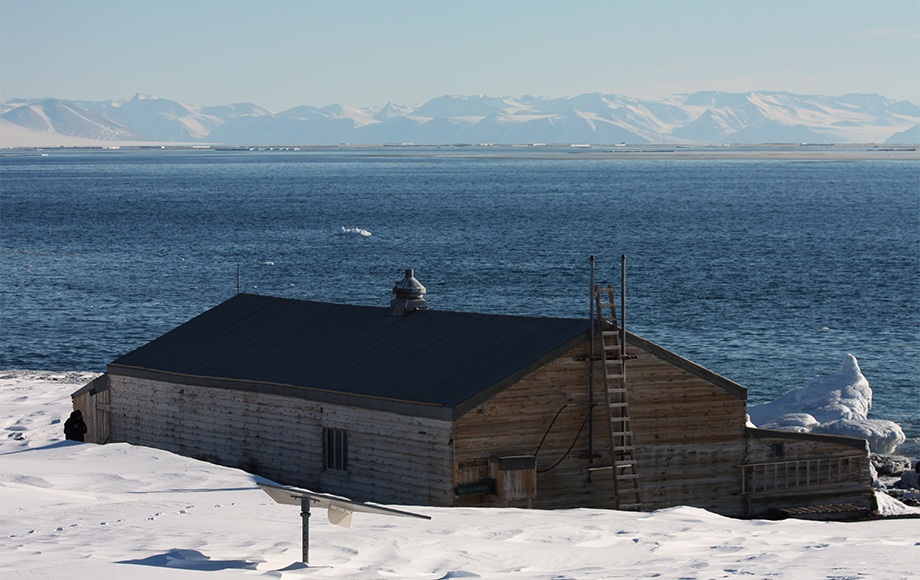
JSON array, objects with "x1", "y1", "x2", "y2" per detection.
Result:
[{"x1": 2, "y1": 91, "x2": 918, "y2": 146}]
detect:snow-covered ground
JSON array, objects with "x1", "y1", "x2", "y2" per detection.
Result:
[{"x1": 1, "y1": 371, "x2": 918, "y2": 579}]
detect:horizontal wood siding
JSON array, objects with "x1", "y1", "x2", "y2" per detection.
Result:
[
  {"x1": 627, "y1": 348, "x2": 747, "y2": 516},
  {"x1": 107, "y1": 374, "x2": 454, "y2": 506},
  {"x1": 454, "y1": 341, "x2": 749, "y2": 516}
]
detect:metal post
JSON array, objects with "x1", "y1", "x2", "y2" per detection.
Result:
[
  {"x1": 301, "y1": 498, "x2": 311, "y2": 564},
  {"x1": 620, "y1": 255, "x2": 626, "y2": 358},
  {"x1": 237, "y1": 267, "x2": 241, "y2": 295},
  {"x1": 588, "y1": 255, "x2": 595, "y2": 457}
]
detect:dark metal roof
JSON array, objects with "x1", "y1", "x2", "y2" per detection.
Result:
[{"x1": 109, "y1": 294, "x2": 591, "y2": 420}]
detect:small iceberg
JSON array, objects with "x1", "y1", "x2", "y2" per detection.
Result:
[
  {"x1": 339, "y1": 227, "x2": 372, "y2": 237},
  {"x1": 748, "y1": 354, "x2": 906, "y2": 454}
]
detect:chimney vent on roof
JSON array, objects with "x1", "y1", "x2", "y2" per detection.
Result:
[{"x1": 389, "y1": 268, "x2": 428, "y2": 316}]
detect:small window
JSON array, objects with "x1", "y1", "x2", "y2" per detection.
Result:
[
  {"x1": 325, "y1": 428, "x2": 348, "y2": 471},
  {"x1": 771, "y1": 442, "x2": 785, "y2": 458}
]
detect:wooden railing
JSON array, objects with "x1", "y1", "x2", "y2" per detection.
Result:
[{"x1": 741, "y1": 457, "x2": 866, "y2": 496}]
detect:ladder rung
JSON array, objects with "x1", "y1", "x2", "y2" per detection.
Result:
[
  {"x1": 613, "y1": 446, "x2": 634, "y2": 452},
  {"x1": 607, "y1": 417, "x2": 630, "y2": 422},
  {"x1": 615, "y1": 460, "x2": 636, "y2": 467},
  {"x1": 585, "y1": 465, "x2": 625, "y2": 473},
  {"x1": 607, "y1": 402, "x2": 628, "y2": 408},
  {"x1": 618, "y1": 503, "x2": 643, "y2": 510},
  {"x1": 607, "y1": 388, "x2": 627, "y2": 394},
  {"x1": 585, "y1": 466, "x2": 640, "y2": 479},
  {"x1": 612, "y1": 431, "x2": 633, "y2": 437}
]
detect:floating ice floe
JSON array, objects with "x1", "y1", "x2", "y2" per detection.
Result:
[
  {"x1": 748, "y1": 354, "x2": 906, "y2": 454},
  {"x1": 339, "y1": 227, "x2": 371, "y2": 237}
]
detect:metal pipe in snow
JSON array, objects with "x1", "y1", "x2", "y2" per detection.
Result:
[{"x1": 301, "y1": 498, "x2": 311, "y2": 563}]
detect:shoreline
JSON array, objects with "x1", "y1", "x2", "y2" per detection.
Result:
[{"x1": 1, "y1": 143, "x2": 918, "y2": 162}]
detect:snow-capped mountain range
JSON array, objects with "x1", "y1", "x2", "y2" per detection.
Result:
[{"x1": 2, "y1": 91, "x2": 918, "y2": 146}]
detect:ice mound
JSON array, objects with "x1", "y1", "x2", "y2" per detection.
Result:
[
  {"x1": 813, "y1": 419, "x2": 907, "y2": 455},
  {"x1": 339, "y1": 226, "x2": 371, "y2": 236},
  {"x1": 748, "y1": 354, "x2": 906, "y2": 454},
  {"x1": 759, "y1": 413, "x2": 819, "y2": 433},
  {"x1": 748, "y1": 354, "x2": 871, "y2": 425}
]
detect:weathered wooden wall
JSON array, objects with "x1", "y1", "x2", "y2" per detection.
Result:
[
  {"x1": 627, "y1": 347, "x2": 747, "y2": 516},
  {"x1": 71, "y1": 374, "x2": 110, "y2": 444},
  {"x1": 742, "y1": 429, "x2": 874, "y2": 516},
  {"x1": 454, "y1": 342, "x2": 598, "y2": 509},
  {"x1": 101, "y1": 342, "x2": 874, "y2": 518},
  {"x1": 453, "y1": 341, "x2": 749, "y2": 516},
  {"x1": 107, "y1": 374, "x2": 455, "y2": 506}
]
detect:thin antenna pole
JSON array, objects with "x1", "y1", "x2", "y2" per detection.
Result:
[
  {"x1": 588, "y1": 255, "x2": 595, "y2": 457},
  {"x1": 237, "y1": 267, "x2": 241, "y2": 295},
  {"x1": 620, "y1": 254, "x2": 626, "y2": 358}
]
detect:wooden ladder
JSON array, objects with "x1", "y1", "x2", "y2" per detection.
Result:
[{"x1": 593, "y1": 284, "x2": 642, "y2": 511}]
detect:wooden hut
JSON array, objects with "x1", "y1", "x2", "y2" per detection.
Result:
[{"x1": 73, "y1": 271, "x2": 874, "y2": 518}]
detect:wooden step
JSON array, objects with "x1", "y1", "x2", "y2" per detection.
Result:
[
  {"x1": 616, "y1": 474, "x2": 639, "y2": 481},
  {"x1": 618, "y1": 503, "x2": 643, "y2": 510}
]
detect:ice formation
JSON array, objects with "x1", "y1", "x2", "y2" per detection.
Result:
[
  {"x1": 748, "y1": 354, "x2": 906, "y2": 454},
  {"x1": 339, "y1": 226, "x2": 372, "y2": 236},
  {"x1": 813, "y1": 419, "x2": 908, "y2": 455}
]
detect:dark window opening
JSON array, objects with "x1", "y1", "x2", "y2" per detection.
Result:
[
  {"x1": 771, "y1": 442, "x2": 785, "y2": 458},
  {"x1": 325, "y1": 428, "x2": 348, "y2": 471}
]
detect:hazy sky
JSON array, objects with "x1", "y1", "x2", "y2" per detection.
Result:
[{"x1": 2, "y1": 0, "x2": 917, "y2": 112}]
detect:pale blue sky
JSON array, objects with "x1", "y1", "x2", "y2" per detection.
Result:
[{"x1": 1, "y1": 0, "x2": 917, "y2": 111}]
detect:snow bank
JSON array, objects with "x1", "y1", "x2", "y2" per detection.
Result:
[
  {"x1": 748, "y1": 355, "x2": 906, "y2": 453},
  {"x1": 875, "y1": 490, "x2": 920, "y2": 517}
]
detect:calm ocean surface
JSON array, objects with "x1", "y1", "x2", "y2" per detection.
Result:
[{"x1": 2, "y1": 149, "x2": 918, "y2": 452}]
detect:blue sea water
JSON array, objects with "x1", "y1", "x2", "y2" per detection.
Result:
[{"x1": 2, "y1": 149, "x2": 918, "y2": 453}]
